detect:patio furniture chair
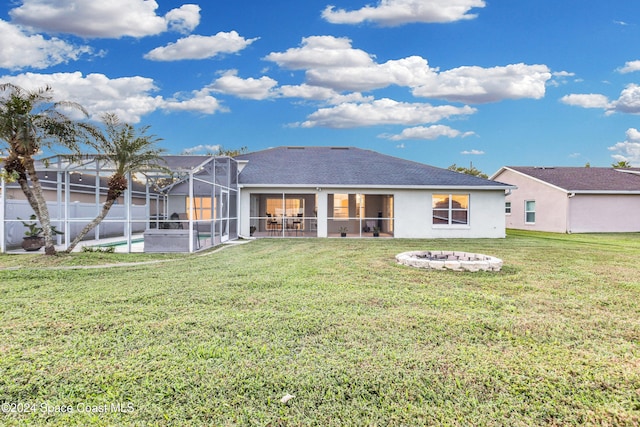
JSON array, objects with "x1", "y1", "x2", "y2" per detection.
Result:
[
  {"x1": 267, "y1": 213, "x2": 279, "y2": 236},
  {"x1": 292, "y1": 213, "x2": 303, "y2": 236},
  {"x1": 169, "y1": 212, "x2": 183, "y2": 229}
]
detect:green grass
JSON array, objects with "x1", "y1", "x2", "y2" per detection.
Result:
[{"x1": 0, "y1": 231, "x2": 639, "y2": 426}]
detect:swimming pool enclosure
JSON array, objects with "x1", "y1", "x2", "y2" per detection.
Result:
[{"x1": 0, "y1": 155, "x2": 239, "y2": 253}]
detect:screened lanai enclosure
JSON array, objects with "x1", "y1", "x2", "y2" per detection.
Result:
[
  {"x1": 0, "y1": 155, "x2": 238, "y2": 253},
  {"x1": 248, "y1": 192, "x2": 394, "y2": 238}
]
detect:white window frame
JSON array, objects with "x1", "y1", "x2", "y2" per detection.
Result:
[
  {"x1": 505, "y1": 201, "x2": 511, "y2": 215},
  {"x1": 525, "y1": 200, "x2": 536, "y2": 224},
  {"x1": 432, "y1": 194, "x2": 470, "y2": 228}
]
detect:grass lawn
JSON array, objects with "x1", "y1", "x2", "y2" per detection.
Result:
[{"x1": 0, "y1": 230, "x2": 639, "y2": 426}]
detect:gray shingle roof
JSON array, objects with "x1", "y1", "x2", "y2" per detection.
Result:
[
  {"x1": 236, "y1": 146, "x2": 511, "y2": 188},
  {"x1": 506, "y1": 166, "x2": 640, "y2": 192}
]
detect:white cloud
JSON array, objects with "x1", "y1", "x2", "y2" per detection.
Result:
[
  {"x1": 182, "y1": 144, "x2": 222, "y2": 155},
  {"x1": 0, "y1": 72, "x2": 226, "y2": 122},
  {"x1": 553, "y1": 71, "x2": 575, "y2": 77},
  {"x1": 306, "y1": 55, "x2": 437, "y2": 92},
  {"x1": 608, "y1": 128, "x2": 640, "y2": 165},
  {"x1": 165, "y1": 4, "x2": 201, "y2": 34},
  {"x1": 461, "y1": 149, "x2": 485, "y2": 155},
  {"x1": 612, "y1": 84, "x2": 640, "y2": 114},
  {"x1": 277, "y1": 84, "x2": 373, "y2": 104},
  {"x1": 264, "y1": 36, "x2": 374, "y2": 69},
  {"x1": 299, "y1": 98, "x2": 476, "y2": 128},
  {"x1": 560, "y1": 93, "x2": 612, "y2": 109},
  {"x1": 163, "y1": 89, "x2": 226, "y2": 115},
  {"x1": 562, "y1": 84, "x2": 640, "y2": 114},
  {"x1": 145, "y1": 31, "x2": 259, "y2": 61},
  {"x1": 548, "y1": 70, "x2": 576, "y2": 87},
  {"x1": 381, "y1": 125, "x2": 475, "y2": 141},
  {"x1": 617, "y1": 60, "x2": 640, "y2": 74},
  {"x1": 0, "y1": 19, "x2": 91, "y2": 70},
  {"x1": 322, "y1": 0, "x2": 486, "y2": 26},
  {"x1": 9, "y1": 0, "x2": 200, "y2": 38},
  {"x1": 412, "y1": 63, "x2": 551, "y2": 103},
  {"x1": 209, "y1": 70, "x2": 278, "y2": 100},
  {"x1": 265, "y1": 37, "x2": 551, "y2": 103}
]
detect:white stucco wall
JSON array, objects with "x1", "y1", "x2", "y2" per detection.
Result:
[
  {"x1": 239, "y1": 186, "x2": 507, "y2": 238},
  {"x1": 394, "y1": 189, "x2": 507, "y2": 238}
]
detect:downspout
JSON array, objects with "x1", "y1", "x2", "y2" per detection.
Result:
[
  {"x1": 0, "y1": 174, "x2": 5, "y2": 254},
  {"x1": 95, "y1": 163, "x2": 101, "y2": 240},
  {"x1": 126, "y1": 172, "x2": 132, "y2": 253},
  {"x1": 56, "y1": 170, "x2": 62, "y2": 246},
  {"x1": 64, "y1": 170, "x2": 70, "y2": 250},
  {"x1": 188, "y1": 170, "x2": 194, "y2": 253},
  {"x1": 566, "y1": 192, "x2": 575, "y2": 233},
  {"x1": 145, "y1": 179, "x2": 150, "y2": 232}
]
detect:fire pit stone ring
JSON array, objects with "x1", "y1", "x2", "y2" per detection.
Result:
[{"x1": 395, "y1": 250, "x2": 502, "y2": 272}]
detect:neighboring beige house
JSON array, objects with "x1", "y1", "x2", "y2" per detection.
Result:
[{"x1": 491, "y1": 166, "x2": 640, "y2": 233}]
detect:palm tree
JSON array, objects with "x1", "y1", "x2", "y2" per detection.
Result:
[
  {"x1": 64, "y1": 113, "x2": 168, "y2": 253},
  {"x1": 612, "y1": 160, "x2": 632, "y2": 168},
  {"x1": 0, "y1": 83, "x2": 98, "y2": 255}
]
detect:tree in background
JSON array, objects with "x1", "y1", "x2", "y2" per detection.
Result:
[
  {"x1": 182, "y1": 145, "x2": 248, "y2": 157},
  {"x1": 218, "y1": 146, "x2": 248, "y2": 157},
  {"x1": 447, "y1": 163, "x2": 488, "y2": 179},
  {"x1": 64, "y1": 113, "x2": 168, "y2": 253},
  {"x1": 0, "y1": 84, "x2": 98, "y2": 255},
  {"x1": 612, "y1": 160, "x2": 632, "y2": 168}
]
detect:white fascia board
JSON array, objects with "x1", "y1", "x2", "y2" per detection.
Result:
[
  {"x1": 615, "y1": 169, "x2": 640, "y2": 176},
  {"x1": 238, "y1": 183, "x2": 514, "y2": 190},
  {"x1": 570, "y1": 190, "x2": 640, "y2": 195},
  {"x1": 488, "y1": 167, "x2": 508, "y2": 180}
]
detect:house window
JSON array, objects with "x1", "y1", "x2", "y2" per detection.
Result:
[
  {"x1": 266, "y1": 198, "x2": 282, "y2": 217},
  {"x1": 284, "y1": 198, "x2": 304, "y2": 217},
  {"x1": 433, "y1": 194, "x2": 469, "y2": 225},
  {"x1": 356, "y1": 194, "x2": 365, "y2": 219},
  {"x1": 525, "y1": 200, "x2": 536, "y2": 224},
  {"x1": 505, "y1": 201, "x2": 512, "y2": 215},
  {"x1": 266, "y1": 197, "x2": 304, "y2": 217},
  {"x1": 333, "y1": 194, "x2": 349, "y2": 219},
  {"x1": 186, "y1": 197, "x2": 212, "y2": 220}
]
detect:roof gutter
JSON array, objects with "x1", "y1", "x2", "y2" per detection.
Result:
[
  {"x1": 565, "y1": 190, "x2": 640, "y2": 195},
  {"x1": 237, "y1": 184, "x2": 516, "y2": 190}
]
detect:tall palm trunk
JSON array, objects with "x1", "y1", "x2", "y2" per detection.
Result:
[
  {"x1": 64, "y1": 197, "x2": 117, "y2": 253},
  {"x1": 23, "y1": 157, "x2": 56, "y2": 255},
  {"x1": 6, "y1": 155, "x2": 41, "y2": 218},
  {"x1": 64, "y1": 173, "x2": 127, "y2": 253}
]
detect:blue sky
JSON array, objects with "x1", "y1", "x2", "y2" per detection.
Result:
[{"x1": 2, "y1": 0, "x2": 640, "y2": 174}]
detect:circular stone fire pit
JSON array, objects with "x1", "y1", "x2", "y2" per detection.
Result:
[{"x1": 396, "y1": 250, "x2": 502, "y2": 272}]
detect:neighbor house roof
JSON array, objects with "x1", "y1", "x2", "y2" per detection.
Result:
[
  {"x1": 5, "y1": 171, "x2": 152, "y2": 195},
  {"x1": 236, "y1": 146, "x2": 512, "y2": 189},
  {"x1": 7, "y1": 155, "x2": 225, "y2": 195},
  {"x1": 495, "y1": 166, "x2": 640, "y2": 193}
]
